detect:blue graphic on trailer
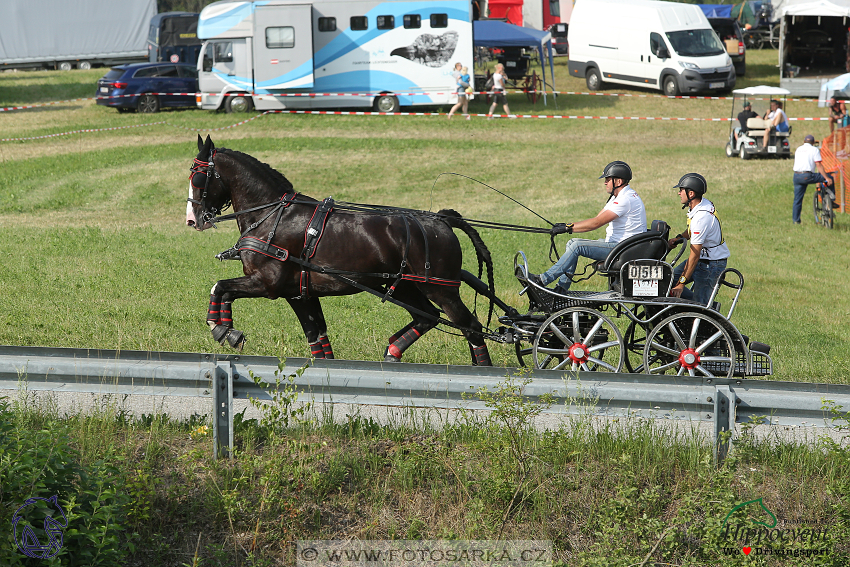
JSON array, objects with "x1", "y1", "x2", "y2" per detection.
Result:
[{"x1": 12, "y1": 495, "x2": 68, "y2": 559}]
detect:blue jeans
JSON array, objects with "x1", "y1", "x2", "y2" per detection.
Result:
[
  {"x1": 672, "y1": 259, "x2": 728, "y2": 306},
  {"x1": 793, "y1": 172, "x2": 832, "y2": 223},
  {"x1": 541, "y1": 238, "x2": 618, "y2": 291}
]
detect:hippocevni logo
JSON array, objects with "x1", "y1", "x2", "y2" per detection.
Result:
[
  {"x1": 721, "y1": 498, "x2": 829, "y2": 558},
  {"x1": 12, "y1": 495, "x2": 68, "y2": 559}
]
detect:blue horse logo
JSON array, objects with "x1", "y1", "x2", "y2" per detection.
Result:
[{"x1": 12, "y1": 495, "x2": 68, "y2": 559}]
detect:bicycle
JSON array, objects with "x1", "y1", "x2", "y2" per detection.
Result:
[{"x1": 813, "y1": 179, "x2": 836, "y2": 229}]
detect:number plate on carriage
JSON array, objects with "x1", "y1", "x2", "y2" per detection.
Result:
[
  {"x1": 628, "y1": 265, "x2": 662, "y2": 297},
  {"x1": 628, "y1": 265, "x2": 663, "y2": 280}
]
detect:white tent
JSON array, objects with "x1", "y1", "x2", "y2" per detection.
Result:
[{"x1": 777, "y1": 0, "x2": 850, "y2": 18}]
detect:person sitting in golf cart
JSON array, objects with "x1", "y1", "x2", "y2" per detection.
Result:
[
  {"x1": 735, "y1": 100, "x2": 758, "y2": 143},
  {"x1": 762, "y1": 99, "x2": 789, "y2": 150}
]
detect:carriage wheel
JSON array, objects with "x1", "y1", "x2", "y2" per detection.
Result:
[
  {"x1": 525, "y1": 71, "x2": 539, "y2": 104},
  {"x1": 515, "y1": 341, "x2": 533, "y2": 367},
  {"x1": 623, "y1": 305, "x2": 655, "y2": 373},
  {"x1": 532, "y1": 307, "x2": 625, "y2": 372},
  {"x1": 643, "y1": 312, "x2": 736, "y2": 378}
]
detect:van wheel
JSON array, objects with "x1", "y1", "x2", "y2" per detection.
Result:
[
  {"x1": 373, "y1": 94, "x2": 399, "y2": 113},
  {"x1": 586, "y1": 68, "x2": 604, "y2": 91},
  {"x1": 725, "y1": 142, "x2": 734, "y2": 158},
  {"x1": 225, "y1": 94, "x2": 253, "y2": 113},
  {"x1": 663, "y1": 76, "x2": 679, "y2": 97}
]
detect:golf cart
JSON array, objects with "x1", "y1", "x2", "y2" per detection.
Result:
[{"x1": 725, "y1": 86, "x2": 792, "y2": 160}]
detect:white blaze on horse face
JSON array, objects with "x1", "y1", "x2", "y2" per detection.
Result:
[{"x1": 186, "y1": 183, "x2": 197, "y2": 226}]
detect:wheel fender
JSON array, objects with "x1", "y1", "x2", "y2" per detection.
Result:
[{"x1": 659, "y1": 68, "x2": 681, "y2": 88}]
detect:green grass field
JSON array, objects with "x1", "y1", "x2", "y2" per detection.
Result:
[
  {"x1": 2, "y1": 51, "x2": 850, "y2": 567},
  {"x1": 0, "y1": 50, "x2": 847, "y2": 382}
]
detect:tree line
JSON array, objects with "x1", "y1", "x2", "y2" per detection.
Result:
[{"x1": 157, "y1": 0, "x2": 218, "y2": 13}]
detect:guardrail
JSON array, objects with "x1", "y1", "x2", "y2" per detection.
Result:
[{"x1": 1, "y1": 345, "x2": 848, "y2": 462}]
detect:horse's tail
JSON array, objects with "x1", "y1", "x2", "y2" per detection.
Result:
[{"x1": 438, "y1": 209, "x2": 496, "y2": 327}]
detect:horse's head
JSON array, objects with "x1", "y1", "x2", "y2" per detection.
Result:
[{"x1": 186, "y1": 135, "x2": 231, "y2": 231}]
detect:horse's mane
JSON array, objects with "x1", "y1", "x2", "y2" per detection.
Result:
[{"x1": 219, "y1": 148, "x2": 294, "y2": 194}]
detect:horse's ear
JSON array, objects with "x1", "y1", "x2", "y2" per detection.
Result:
[
  {"x1": 197, "y1": 134, "x2": 204, "y2": 152},
  {"x1": 205, "y1": 135, "x2": 214, "y2": 152}
]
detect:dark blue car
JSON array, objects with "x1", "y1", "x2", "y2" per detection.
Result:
[{"x1": 96, "y1": 62, "x2": 198, "y2": 113}]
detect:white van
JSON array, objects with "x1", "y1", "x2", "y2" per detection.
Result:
[{"x1": 567, "y1": 0, "x2": 735, "y2": 96}]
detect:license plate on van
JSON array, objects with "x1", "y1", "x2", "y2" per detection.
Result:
[{"x1": 709, "y1": 82, "x2": 724, "y2": 89}]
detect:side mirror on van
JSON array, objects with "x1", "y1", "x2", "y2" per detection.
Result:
[{"x1": 655, "y1": 46, "x2": 670, "y2": 59}]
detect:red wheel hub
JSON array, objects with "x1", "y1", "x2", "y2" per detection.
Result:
[
  {"x1": 678, "y1": 348, "x2": 700, "y2": 370},
  {"x1": 568, "y1": 342, "x2": 590, "y2": 365}
]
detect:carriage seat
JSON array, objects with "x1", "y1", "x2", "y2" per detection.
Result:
[
  {"x1": 597, "y1": 220, "x2": 670, "y2": 277},
  {"x1": 746, "y1": 117, "x2": 792, "y2": 137}
]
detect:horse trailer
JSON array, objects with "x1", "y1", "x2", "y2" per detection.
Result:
[{"x1": 196, "y1": 0, "x2": 473, "y2": 113}]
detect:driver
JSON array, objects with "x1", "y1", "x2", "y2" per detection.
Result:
[
  {"x1": 735, "y1": 100, "x2": 758, "y2": 142},
  {"x1": 667, "y1": 173, "x2": 730, "y2": 307},
  {"x1": 526, "y1": 161, "x2": 647, "y2": 294}
]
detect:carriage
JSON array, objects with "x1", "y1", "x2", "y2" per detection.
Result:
[
  {"x1": 187, "y1": 136, "x2": 773, "y2": 379},
  {"x1": 494, "y1": 221, "x2": 773, "y2": 379}
]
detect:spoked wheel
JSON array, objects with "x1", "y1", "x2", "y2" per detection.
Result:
[
  {"x1": 623, "y1": 305, "x2": 657, "y2": 373},
  {"x1": 532, "y1": 307, "x2": 625, "y2": 372},
  {"x1": 824, "y1": 188, "x2": 834, "y2": 229},
  {"x1": 814, "y1": 190, "x2": 825, "y2": 226},
  {"x1": 643, "y1": 312, "x2": 736, "y2": 378}
]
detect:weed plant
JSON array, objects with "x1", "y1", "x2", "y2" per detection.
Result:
[{"x1": 2, "y1": 369, "x2": 849, "y2": 566}]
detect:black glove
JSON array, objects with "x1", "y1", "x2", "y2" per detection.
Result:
[{"x1": 550, "y1": 223, "x2": 574, "y2": 235}]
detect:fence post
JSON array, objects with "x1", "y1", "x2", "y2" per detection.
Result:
[
  {"x1": 713, "y1": 384, "x2": 737, "y2": 465},
  {"x1": 213, "y1": 359, "x2": 234, "y2": 459}
]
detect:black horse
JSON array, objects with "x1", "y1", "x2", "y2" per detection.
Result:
[{"x1": 186, "y1": 135, "x2": 495, "y2": 365}]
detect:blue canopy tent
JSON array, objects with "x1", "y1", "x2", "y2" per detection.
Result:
[
  {"x1": 697, "y1": 4, "x2": 734, "y2": 18},
  {"x1": 473, "y1": 20, "x2": 555, "y2": 105}
]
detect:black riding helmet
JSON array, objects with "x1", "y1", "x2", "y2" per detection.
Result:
[
  {"x1": 598, "y1": 161, "x2": 633, "y2": 183},
  {"x1": 673, "y1": 173, "x2": 707, "y2": 196}
]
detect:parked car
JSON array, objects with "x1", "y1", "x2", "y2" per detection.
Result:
[
  {"x1": 708, "y1": 17, "x2": 746, "y2": 76},
  {"x1": 96, "y1": 62, "x2": 198, "y2": 113}
]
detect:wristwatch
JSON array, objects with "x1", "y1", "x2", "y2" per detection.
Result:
[{"x1": 678, "y1": 276, "x2": 688, "y2": 285}]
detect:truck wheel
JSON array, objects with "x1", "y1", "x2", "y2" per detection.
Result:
[
  {"x1": 137, "y1": 94, "x2": 160, "y2": 113},
  {"x1": 663, "y1": 76, "x2": 679, "y2": 97},
  {"x1": 78, "y1": 61, "x2": 92, "y2": 70},
  {"x1": 57, "y1": 62, "x2": 73, "y2": 71},
  {"x1": 225, "y1": 94, "x2": 253, "y2": 113},
  {"x1": 585, "y1": 68, "x2": 603, "y2": 91},
  {"x1": 373, "y1": 94, "x2": 399, "y2": 113}
]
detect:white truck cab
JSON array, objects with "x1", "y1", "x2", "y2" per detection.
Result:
[{"x1": 568, "y1": 0, "x2": 735, "y2": 96}]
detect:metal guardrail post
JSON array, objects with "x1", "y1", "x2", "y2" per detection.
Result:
[
  {"x1": 213, "y1": 359, "x2": 234, "y2": 459},
  {"x1": 713, "y1": 384, "x2": 737, "y2": 464}
]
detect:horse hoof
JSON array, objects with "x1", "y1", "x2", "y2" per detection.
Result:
[
  {"x1": 226, "y1": 329, "x2": 246, "y2": 350},
  {"x1": 384, "y1": 354, "x2": 401, "y2": 363},
  {"x1": 211, "y1": 325, "x2": 229, "y2": 343}
]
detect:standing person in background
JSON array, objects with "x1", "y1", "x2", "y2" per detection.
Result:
[
  {"x1": 792, "y1": 134, "x2": 834, "y2": 224},
  {"x1": 447, "y1": 66, "x2": 471, "y2": 119},
  {"x1": 827, "y1": 97, "x2": 848, "y2": 133},
  {"x1": 762, "y1": 99, "x2": 789, "y2": 150},
  {"x1": 667, "y1": 174, "x2": 730, "y2": 307},
  {"x1": 486, "y1": 63, "x2": 511, "y2": 120}
]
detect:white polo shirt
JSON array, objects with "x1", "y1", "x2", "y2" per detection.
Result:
[
  {"x1": 604, "y1": 185, "x2": 647, "y2": 243},
  {"x1": 793, "y1": 142, "x2": 822, "y2": 173},
  {"x1": 688, "y1": 198, "x2": 729, "y2": 260}
]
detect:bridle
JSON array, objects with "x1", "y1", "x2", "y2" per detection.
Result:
[{"x1": 188, "y1": 149, "x2": 223, "y2": 228}]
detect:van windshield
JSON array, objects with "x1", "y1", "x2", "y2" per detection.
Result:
[{"x1": 665, "y1": 29, "x2": 725, "y2": 57}]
